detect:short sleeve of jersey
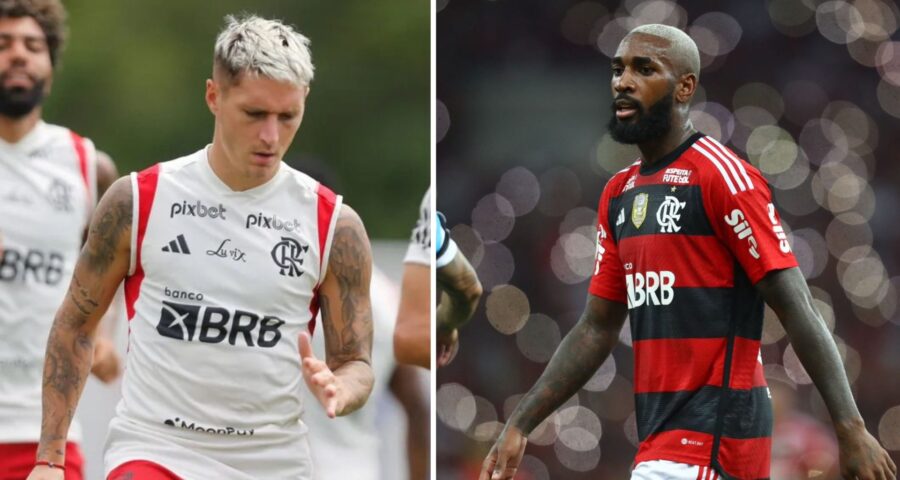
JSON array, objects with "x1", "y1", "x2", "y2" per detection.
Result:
[
  {"x1": 588, "y1": 180, "x2": 627, "y2": 304},
  {"x1": 403, "y1": 189, "x2": 431, "y2": 265},
  {"x1": 698, "y1": 140, "x2": 798, "y2": 284}
]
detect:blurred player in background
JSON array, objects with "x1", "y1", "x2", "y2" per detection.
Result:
[
  {"x1": 394, "y1": 188, "x2": 482, "y2": 368},
  {"x1": 481, "y1": 24, "x2": 895, "y2": 480},
  {"x1": 304, "y1": 267, "x2": 428, "y2": 480},
  {"x1": 0, "y1": 1, "x2": 120, "y2": 478},
  {"x1": 28, "y1": 14, "x2": 374, "y2": 480},
  {"x1": 434, "y1": 210, "x2": 481, "y2": 367}
]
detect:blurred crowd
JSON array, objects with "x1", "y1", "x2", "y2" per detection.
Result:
[{"x1": 436, "y1": 1, "x2": 900, "y2": 478}]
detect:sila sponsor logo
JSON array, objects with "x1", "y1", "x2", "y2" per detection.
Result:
[
  {"x1": 157, "y1": 300, "x2": 284, "y2": 348},
  {"x1": 245, "y1": 212, "x2": 302, "y2": 232},
  {"x1": 170, "y1": 200, "x2": 227, "y2": 220},
  {"x1": 163, "y1": 417, "x2": 254, "y2": 436}
]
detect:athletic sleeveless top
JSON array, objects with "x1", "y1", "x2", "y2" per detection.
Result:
[
  {"x1": 105, "y1": 147, "x2": 341, "y2": 479},
  {"x1": 0, "y1": 121, "x2": 96, "y2": 442}
]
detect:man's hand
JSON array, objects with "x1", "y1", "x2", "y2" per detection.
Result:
[
  {"x1": 436, "y1": 326, "x2": 459, "y2": 367},
  {"x1": 480, "y1": 426, "x2": 528, "y2": 480},
  {"x1": 25, "y1": 465, "x2": 64, "y2": 480},
  {"x1": 90, "y1": 336, "x2": 120, "y2": 383},
  {"x1": 299, "y1": 332, "x2": 345, "y2": 418},
  {"x1": 837, "y1": 419, "x2": 897, "y2": 480}
]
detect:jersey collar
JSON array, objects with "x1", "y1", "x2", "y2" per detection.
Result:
[{"x1": 638, "y1": 131, "x2": 704, "y2": 176}]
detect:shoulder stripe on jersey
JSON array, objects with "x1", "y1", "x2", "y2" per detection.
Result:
[
  {"x1": 69, "y1": 131, "x2": 91, "y2": 205},
  {"x1": 616, "y1": 159, "x2": 641, "y2": 174},
  {"x1": 124, "y1": 164, "x2": 161, "y2": 320},
  {"x1": 692, "y1": 143, "x2": 738, "y2": 195},
  {"x1": 703, "y1": 136, "x2": 754, "y2": 190},
  {"x1": 307, "y1": 182, "x2": 340, "y2": 336},
  {"x1": 699, "y1": 137, "x2": 746, "y2": 192}
]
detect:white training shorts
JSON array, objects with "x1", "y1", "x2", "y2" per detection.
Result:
[{"x1": 632, "y1": 460, "x2": 722, "y2": 480}]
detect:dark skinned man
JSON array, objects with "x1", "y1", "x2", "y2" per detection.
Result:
[{"x1": 480, "y1": 24, "x2": 896, "y2": 480}]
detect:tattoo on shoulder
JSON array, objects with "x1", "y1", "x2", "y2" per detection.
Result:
[
  {"x1": 84, "y1": 181, "x2": 132, "y2": 274},
  {"x1": 322, "y1": 210, "x2": 373, "y2": 364}
]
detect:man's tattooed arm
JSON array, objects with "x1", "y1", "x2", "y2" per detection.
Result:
[
  {"x1": 507, "y1": 295, "x2": 628, "y2": 434},
  {"x1": 37, "y1": 177, "x2": 133, "y2": 464},
  {"x1": 318, "y1": 205, "x2": 374, "y2": 416}
]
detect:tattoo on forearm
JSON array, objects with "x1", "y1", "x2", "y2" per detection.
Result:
[
  {"x1": 68, "y1": 275, "x2": 99, "y2": 318},
  {"x1": 38, "y1": 308, "x2": 93, "y2": 460},
  {"x1": 512, "y1": 319, "x2": 615, "y2": 433}
]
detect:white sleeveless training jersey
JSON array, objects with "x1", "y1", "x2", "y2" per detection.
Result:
[
  {"x1": 104, "y1": 147, "x2": 342, "y2": 479},
  {"x1": 304, "y1": 268, "x2": 398, "y2": 480},
  {"x1": 0, "y1": 121, "x2": 96, "y2": 443}
]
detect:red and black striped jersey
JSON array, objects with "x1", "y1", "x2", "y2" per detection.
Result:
[{"x1": 589, "y1": 133, "x2": 797, "y2": 480}]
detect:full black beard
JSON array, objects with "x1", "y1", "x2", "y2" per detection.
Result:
[
  {"x1": 607, "y1": 90, "x2": 674, "y2": 144},
  {"x1": 0, "y1": 78, "x2": 46, "y2": 118}
]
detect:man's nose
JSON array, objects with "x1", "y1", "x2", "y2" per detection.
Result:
[
  {"x1": 259, "y1": 115, "x2": 279, "y2": 146},
  {"x1": 613, "y1": 69, "x2": 635, "y2": 94}
]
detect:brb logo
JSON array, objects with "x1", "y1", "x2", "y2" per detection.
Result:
[
  {"x1": 157, "y1": 301, "x2": 284, "y2": 348},
  {"x1": 170, "y1": 200, "x2": 227, "y2": 220},
  {"x1": 271, "y1": 237, "x2": 308, "y2": 277},
  {"x1": 626, "y1": 270, "x2": 676, "y2": 308},
  {"x1": 0, "y1": 248, "x2": 64, "y2": 285}
]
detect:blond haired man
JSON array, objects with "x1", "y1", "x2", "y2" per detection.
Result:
[{"x1": 28, "y1": 14, "x2": 374, "y2": 480}]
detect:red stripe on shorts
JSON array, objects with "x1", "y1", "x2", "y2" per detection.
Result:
[{"x1": 108, "y1": 460, "x2": 181, "y2": 480}]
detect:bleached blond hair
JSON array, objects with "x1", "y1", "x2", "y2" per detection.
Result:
[{"x1": 213, "y1": 14, "x2": 314, "y2": 86}]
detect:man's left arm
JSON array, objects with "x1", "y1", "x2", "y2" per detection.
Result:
[
  {"x1": 757, "y1": 267, "x2": 896, "y2": 480},
  {"x1": 300, "y1": 205, "x2": 374, "y2": 417}
]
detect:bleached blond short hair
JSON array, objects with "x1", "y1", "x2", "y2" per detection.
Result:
[{"x1": 213, "y1": 14, "x2": 314, "y2": 87}]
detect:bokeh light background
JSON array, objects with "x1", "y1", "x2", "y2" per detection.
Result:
[{"x1": 437, "y1": 1, "x2": 900, "y2": 478}]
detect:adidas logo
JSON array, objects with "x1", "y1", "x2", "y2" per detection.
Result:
[
  {"x1": 616, "y1": 208, "x2": 625, "y2": 226},
  {"x1": 162, "y1": 234, "x2": 191, "y2": 254}
]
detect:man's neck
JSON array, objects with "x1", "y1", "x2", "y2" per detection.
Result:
[
  {"x1": 0, "y1": 109, "x2": 41, "y2": 144},
  {"x1": 638, "y1": 121, "x2": 695, "y2": 167},
  {"x1": 207, "y1": 141, "x2": 279, "y2": 192}
]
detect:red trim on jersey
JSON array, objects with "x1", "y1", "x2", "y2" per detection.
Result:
[
  {"x1": 124, "y1": 164, "x2": 161, "y2": 320},
  {"x1": 308, "y1": 183, "x2": 339, "y2": 335},
  {"x1": 618, "y1": 234, "x2": 735, "y2": 288},
  {"x1": 108, "y1": 460, "x2": 182, "y2": 480},
  {"x1": 69, "y1": 131, "x2": 91, "y2": 206},
  {"x1": 633, "y1": 337, "x2": 765, "y2": 393},
  {"x1": 635, "y1": 429, "x2": 712, "y2": 467}
]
